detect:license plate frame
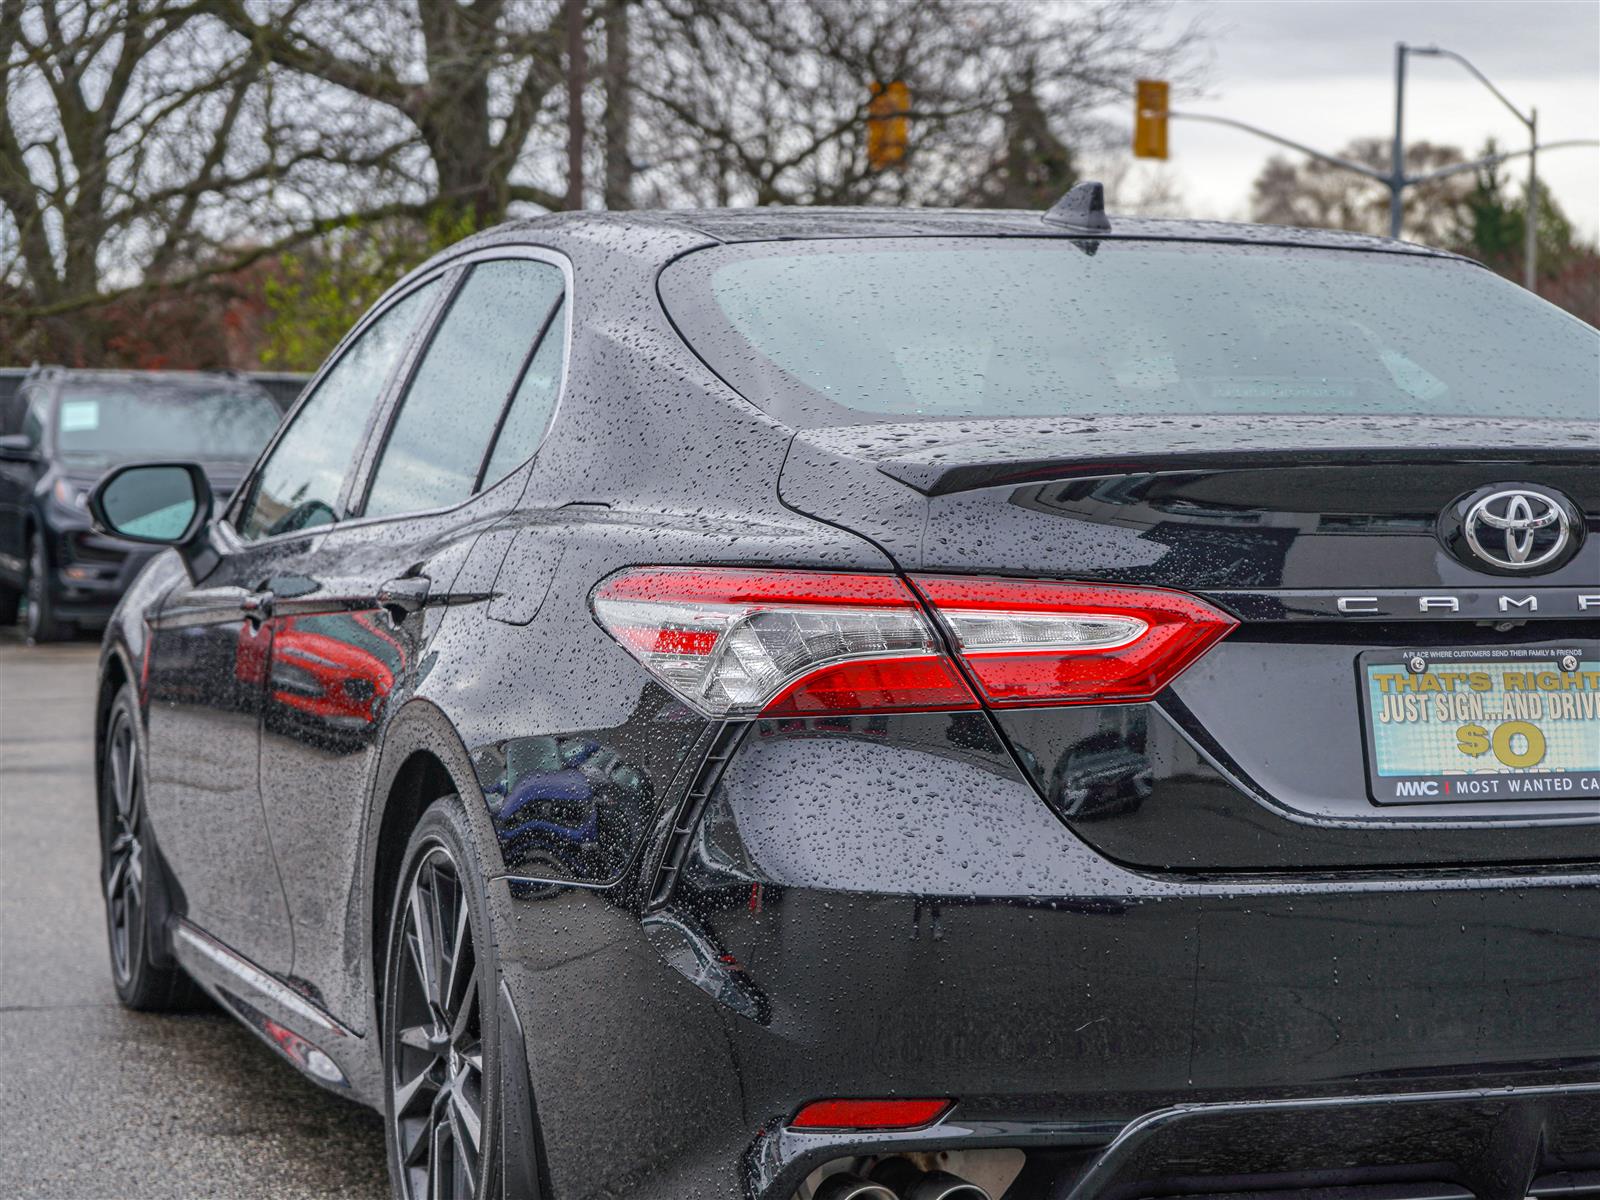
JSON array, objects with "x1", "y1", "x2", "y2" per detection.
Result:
[{"x1": 1358, "y1": 643, "x2": 1600, "y2": 805}]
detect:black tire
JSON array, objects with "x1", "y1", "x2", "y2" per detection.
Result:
[
  {"x1": 99, "y1": 685, "x2": 202, "y2": 1011},
  {"x1": 0, "y1": 578, "x2": 18, "y2": 625},
  {"x1": 382, "y1": 796, "x2": 502, "y2": 1200},
  {"x1": 25, "y1": 532, "x2": 71, "y2": 643}
]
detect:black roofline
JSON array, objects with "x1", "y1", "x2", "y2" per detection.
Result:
[{"x1": 478, "y1": 206, "x2": 1470, "y2": 262}]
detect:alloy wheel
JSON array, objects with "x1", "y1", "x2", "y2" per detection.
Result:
[
  {"x1": 103, "y1": 708, "x2": 145, "y2": 984},
  {"x1": 390, "y1": 846, "x2": 485, "y2": 1200}
]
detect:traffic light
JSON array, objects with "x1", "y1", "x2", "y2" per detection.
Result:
[
  {"x1": 868, "y1": 81, "x2": 910, "y2": 171},
  {"x1": 1134, "y1": 79, "x2": 1169, "y2": 160}
]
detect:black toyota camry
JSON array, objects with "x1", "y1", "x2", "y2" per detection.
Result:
[{"x1": 88, "y1": 190, "x2": 1600, "y2": 1200}]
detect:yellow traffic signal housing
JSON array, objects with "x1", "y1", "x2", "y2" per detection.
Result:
[
  {"x1": 868, "y1": 81, "x2": 910, "y2": 170},
  {"x1": 1134, "y1": 79, "x2": 1169, "y2": 160}
]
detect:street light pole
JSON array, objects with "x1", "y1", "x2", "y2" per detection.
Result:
[
  {"x1": 1526, "y1": 107, "x2": 1538, "y2": 291},
  {"x1": 1389, "y1": 42, "x2": 1407, "y2": 240},
  {"x1": 1402, "y1": 44, "x2": 1540, "y2": 288}
]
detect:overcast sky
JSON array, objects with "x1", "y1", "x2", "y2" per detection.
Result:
[{"x1": 1130, "y1": 0, "x2": 1600, "y2": 239}]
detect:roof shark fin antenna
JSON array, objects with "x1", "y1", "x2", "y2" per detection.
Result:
[{"x1": 1043, "y1": 180, "x2": 1111, "y2": 232}]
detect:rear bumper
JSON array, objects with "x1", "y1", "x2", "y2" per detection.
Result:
[
  {"x1": 717, "y1": 879, "x2": 1600, "y2": 1199},
  {"x1": 499, "y1": 712, "x2": 1600, "y2": 1200},
  {"x1": 753, "y1": 1083, "x2": 1600, "y2": 1200}
]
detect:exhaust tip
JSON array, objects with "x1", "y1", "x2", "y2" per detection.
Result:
[
  {"x1": 813, "y1": 1174, "x2": 897, "y2": 1200},
  {"x1": 870, "y1": 1160, "x2": 993, "y2": 1200}
]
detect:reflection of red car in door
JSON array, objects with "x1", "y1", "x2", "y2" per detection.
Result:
[{"x1": 237, "y1": 611, "x2": 409, "y2": 728}]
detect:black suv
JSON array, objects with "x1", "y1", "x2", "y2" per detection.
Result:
[{"x1": 0, "y1": 367, "x2": 283, "y2": 639}]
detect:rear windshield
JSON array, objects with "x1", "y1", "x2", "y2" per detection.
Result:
[
  {"x1": 659, "y1": 238, "x2": 1600, "y2": 425},
  {"x1": 53, "y1": 383, "x2": 283, "y2": 465}
]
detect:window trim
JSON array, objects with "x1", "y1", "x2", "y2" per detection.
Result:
[
  {"x1": 348, "y1": 245, "x2": 573, "y2": 525},
  {"x1": 221, "y1": 266, "x2": 459, "y2": 546}
]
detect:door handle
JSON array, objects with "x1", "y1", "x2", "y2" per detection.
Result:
[
  {"x1": 378, "y1": 576, "x2": 431, "y2": 621},
  {"x1": 240, "y1": 591, "x2": 274, "y2": 623}
]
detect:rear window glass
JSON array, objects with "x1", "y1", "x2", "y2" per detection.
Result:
[
  {"x1": 53, "y1": 383, "x2": 283, "y2": 464},
  {"x1": 659, "y1": 238, "x2": 1600, "y2": 425}
]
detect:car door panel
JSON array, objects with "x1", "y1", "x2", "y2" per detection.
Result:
[
  {"x1": 249, "y1": 251, "x2": 567, "y2": 1027},
  {"x1": 142, "y1": 542, "x2": 293, "y2": 970},
  {"x1": 257, "y1": 495, "x2": 513, "y2": 1027},
  {"x1": 146, "y1": 276, "x2": 447, "y2": 974}
]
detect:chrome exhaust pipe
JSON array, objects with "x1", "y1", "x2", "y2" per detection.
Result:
[
  {"x1": 870, "y1": 1159, "x2": 993, "y2": 1200},
  {"x1": 813, "y1": 1174, "x2": 897, "y2": 1200}
]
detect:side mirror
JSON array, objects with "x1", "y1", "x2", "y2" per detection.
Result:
[
  {"x1": 0, "y1": 433, "x2": 38, "y2": 462},
  {"x1": 88, "y1": 462, "x2": 213, "y2": 547}
]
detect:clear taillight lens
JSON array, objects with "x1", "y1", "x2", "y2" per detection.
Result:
[
  {"x1": 591, "y1": 567, "x2": 978, "y2": 716},
  {"x1": 593, "y1": 567, "x2": 1236, "y2": 716},
  {"x1": 911, "y1": 575, "x2": 1237, "y2": 707}
]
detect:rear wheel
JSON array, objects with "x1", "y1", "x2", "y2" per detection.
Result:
[
  {"x1": 0, "y1": 578, "x2": 18, "y2": 624},
  {"x1": 100, "y1": 686, "x2": 201, "y2": 1010},
  {"x1": 382, "y1": 797, "x2": 500, "y2": 1200},
  {"x1": 25, "y1": 532, "x2": 70, "y2": 643}
]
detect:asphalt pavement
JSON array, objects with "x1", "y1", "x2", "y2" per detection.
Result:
[{"x1": 0, "y1": 629, "x2": 389, "y2": 1198}]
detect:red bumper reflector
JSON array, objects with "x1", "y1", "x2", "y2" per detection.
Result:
[{"x1": 790, "y1": 1097, "x2": 953, "y2": 1131}]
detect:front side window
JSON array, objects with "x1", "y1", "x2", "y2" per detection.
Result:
[
  {"x1": 237, "y1": 281, "x2": 438, "y2": 541},
  {"x1": 362, "y1": 259, "x2": 564, "y2": 518},
  {"x1": 660, "y1": 238, "x2": 1600, "y2": 425}
]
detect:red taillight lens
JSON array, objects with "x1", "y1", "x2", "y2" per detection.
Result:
[
  {"x1": 592, "y1": 567, "x2": 1234, "y2": 716},
  {"x1": 912, "y1": 575, "x2": 1237, "y2": 706},
  {"x1": 591, "y1": 567, "x2": 978, "y2": 717},
  {"x1": 789, "y1": 1097, "x2": 952, "y2": 1131}
]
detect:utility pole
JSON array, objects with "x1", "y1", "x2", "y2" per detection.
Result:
[
  {"x1": 603, "y1": 0, "x2": 633, "y2": 210},
  {"x1": 565, "y1": 0, "x2": 586, "y2": 211}
]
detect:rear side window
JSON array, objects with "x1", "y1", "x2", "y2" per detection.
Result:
[
  {"x1": 362, "y1": 259, "x2": 563, "y2": 518},
  {"x1": 659, "y1": 239, "x2": 1600, "y2": 424},
  {"x1": 481, "y1": 299, "x2": 565, "y2": 485},
  {"x1": 237, "y1": 281, "x2": 438, "y2": 541}
]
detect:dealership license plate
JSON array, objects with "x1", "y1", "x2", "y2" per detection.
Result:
[{"x1": 1360, "y1": 645, "x2": 1600, "y2": 804}]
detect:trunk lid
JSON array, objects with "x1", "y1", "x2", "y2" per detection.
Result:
[{"x1": 779, "y1": 415, "x2": 1600, "y2": 871}]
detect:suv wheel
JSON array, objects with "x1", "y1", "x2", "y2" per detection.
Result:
[
  {"x1": 383, "y1": 796, "x2": 501, "y2": 1200},
  {"x1": 25, "y1": 533, "x2": 70, "y2": 642},
  {"x1": 100, "y1": 686, "x2": 201, "y2": 1010}
]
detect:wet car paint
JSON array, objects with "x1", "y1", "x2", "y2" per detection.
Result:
[{"x1": 95, "y1": 209, "x2": 1600, "y2": 1200}]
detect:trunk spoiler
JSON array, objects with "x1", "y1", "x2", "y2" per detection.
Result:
[{"x1": 791, "y1": 415, "x2": 1598, "y2": 496}]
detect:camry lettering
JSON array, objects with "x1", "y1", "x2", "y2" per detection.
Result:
[{"x1": 1310, "y1": 590, "x2": 1592, "y2": 620}]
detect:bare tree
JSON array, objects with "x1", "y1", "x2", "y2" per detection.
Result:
[
  {"x1": 625, "y1": 0, "x2": 1200, "y2": 209},
  {"x1": 2, "y1": 0, "x2": 1207, "y2": 365},
  {"x1": 210, "y1": 0, "x2": 569, "y2": 222},
  {"x1": 1, "y1": 0, "x2": 423, "y2": 357}
]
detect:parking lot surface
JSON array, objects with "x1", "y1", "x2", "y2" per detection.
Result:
[{"x1": 0, "y1": 632, "x2": 388, "y2": 1198}]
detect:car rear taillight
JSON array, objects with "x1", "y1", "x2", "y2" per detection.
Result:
[
  {"x1": 912, "y1": 575, "x2": 1237, "y2": 707},
  {"x1": 591, "y1": 567, "x2": 979, "y2": 717},
  {"x1": 592, "y1": 567, "x2": 1235, "y2": 716}
]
